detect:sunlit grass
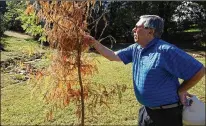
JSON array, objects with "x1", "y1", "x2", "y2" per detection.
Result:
[
  {"x1": 1, "y1": 37, "x2": 45, "y2": 61},
  {"x1": 183, "y1": 28, "x2": 201, "y2": 33}
]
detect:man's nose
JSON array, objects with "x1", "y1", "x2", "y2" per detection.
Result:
[{"x1": 132, "y1": 28, "x2": 136, "y2": 33}]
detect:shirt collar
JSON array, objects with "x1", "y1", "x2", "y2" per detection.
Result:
[
  {"x1": 145, "y1": 38, "x2": 159, "y2": 49},
  {"x1": 137, "y1": 38, "x2": 159, "y2": 50}
]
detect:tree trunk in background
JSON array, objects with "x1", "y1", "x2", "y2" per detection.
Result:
[{"x1": 158, "y1": 2, "x2": 169, "y2": 41}]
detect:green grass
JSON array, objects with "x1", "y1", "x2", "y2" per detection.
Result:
[
  {"x1": 183, "y1": 28, "x2": 201, "y2": 33},
  {"x1": 196, "y1": 58, "x2": 205, "y2": 65},
  {"x1": 1, "y1": 54, "x2": 139, "y2": 125},
  {"x1": 1, "y1": 36, "x2": 45, "y2": 61},
  {"x1": 1, "y1": 36, "x2": 205, "y2": 125}
]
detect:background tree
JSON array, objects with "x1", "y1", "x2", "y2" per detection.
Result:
[
  {"x1": 0, "y1": 11, "x2": 7, "y2": 40},
  {"x1": 100, "y1": 1, "x2": 205, "y2": 49},
  {"x1": 170, "y1": 1, "x2": 206, "y2": 48},
  {"x1": 106, "y1": 1, "x2": 182, "y2": 43},
  {"x1": 17, "y1": 6, "x2": 47, "y2": 43},
  {"x1": 0, "y1": 1, "x2": 7, "y2": 50},
  {"x1": 0, "y1": 1, "x2": 7, "y2": 36},
  {"x1": 2, "y1": 1, "x2": 205, "y2": 48},
  {"x1": 4, "y1": 1, "x2": 26, "y2": 32}
]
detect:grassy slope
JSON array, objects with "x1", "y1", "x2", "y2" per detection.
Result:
[
  {"x1": 1, "y1": 37, "x2": 44, "y2": 61},
  {"x1": 1, "y1": 36, "x2": 205, "y2": 125}
]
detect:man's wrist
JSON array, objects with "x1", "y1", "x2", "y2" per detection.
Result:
[{"x1": 178, "y1": 87, "x2": 184, "y2": 94}]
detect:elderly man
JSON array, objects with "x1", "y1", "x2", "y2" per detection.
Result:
[{"x1": 84, "y1": 15, "x2": 205, "y2": 126}]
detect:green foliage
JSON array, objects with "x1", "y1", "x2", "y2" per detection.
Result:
[
  {"x1": 96, "y1": 1, "x2": 205, "y2": 44},
  {"x1": 184, "y1": 28, "x2": 201, "y2": 33},
  {"x1": 172, "y1": 2, "x2": 206, "y2": 31},
  {"x1": 4, "y1": 1, "x2": 46, "y2": 43},
  {"x1": 0, "y1": 12, "x2": 7, "y2": 38},
  {"x1": 108, "y1": 2, "x2": 141, "y2": 43},
  {"x1": 107, "y1": 1, "x2": 182, "y2": 42},
  {"x1": 4, "y1": 1, "x2": 26, "y2": 31},
  {"x1": 17, "y1": 12, "x2": 46, "y2": 43}
]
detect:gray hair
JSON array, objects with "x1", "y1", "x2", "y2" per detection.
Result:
[{"x1": 140, "y1": 15, "x2": 164, "y2": 38}]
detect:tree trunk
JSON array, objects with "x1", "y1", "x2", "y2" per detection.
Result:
[
  {"x1": 158, "y1": 2, "x2": 169, "y2": 40},
  {"x1": 75, "y1": 24, "x2": 84, "y2": 125}
]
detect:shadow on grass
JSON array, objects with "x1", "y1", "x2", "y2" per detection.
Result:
[{"x1": 0, "y1": 34, "x2": 10, "y2": 51}]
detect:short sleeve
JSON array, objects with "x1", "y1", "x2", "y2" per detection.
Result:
[
  {"x1": 163, "y1": 46, "x2": 203, "y2": 80},
  {"x1": 115, "y1": 44, "x2": 136, "y2": 64}
]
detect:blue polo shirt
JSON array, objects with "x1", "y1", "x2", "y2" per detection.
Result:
[{"x1": 116, "y1": 38, "x2": 203, "y2": 107}]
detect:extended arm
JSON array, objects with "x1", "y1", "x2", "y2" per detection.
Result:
[{"x1": 85, "y1": 35, "x2": 121, "y2": 62}]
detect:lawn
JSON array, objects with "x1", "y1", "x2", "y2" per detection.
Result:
[{"x1": 1, "y1": 36, "x2": 205, "y2": 125}]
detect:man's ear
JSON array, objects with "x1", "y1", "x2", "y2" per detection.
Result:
[{"x1": 149, "y1": 29, "x2": 155, "y2": 35}]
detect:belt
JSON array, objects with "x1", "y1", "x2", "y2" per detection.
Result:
[{"x1": 148, "y1": 102, "x2": 182, "y2": 110}]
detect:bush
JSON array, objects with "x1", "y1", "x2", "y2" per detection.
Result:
[
  {"x1": 4, "y1": 1, "x2": 47, "y2": 43},
  {"x1": 0, "y1": 12, "x2": 7, "y2": 38},
  {"x1": 4, "y1": 1, "x2": 26, "y2": 32},
  {"x1": 17, "y1": 11, "x2": 46, "y2": 43}
]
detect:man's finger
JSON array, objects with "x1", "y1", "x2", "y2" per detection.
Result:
[{"x1": 189, "y1": 99, "x2": 193, "y2": 106}]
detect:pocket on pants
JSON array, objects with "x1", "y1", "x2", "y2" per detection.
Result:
[{"x1": 138, "y1": 106, "x2": 154, "y2": 126}]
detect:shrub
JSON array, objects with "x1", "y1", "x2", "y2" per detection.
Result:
[
  {"x1": 17, "y1": 11, "x2": 46, "y2": 43},
  {"x1": 4, "y1": 1, "x2": 26, "y2": 32}
]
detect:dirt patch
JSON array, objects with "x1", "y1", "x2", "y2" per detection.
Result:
[
  {"x1": 184, "y1": 49, "x2": 205, "y2": 58},
  {"x1": 1, "y1": 52, "x2": 45, "y2": 88},
  {"x1": 4, "y1": 31, "x2": 33, "y2": 39}
]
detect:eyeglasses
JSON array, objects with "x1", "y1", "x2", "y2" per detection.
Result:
[
  {"x1": 134, "y1": 25, "x2": 154, "y2": 29},
  {"x1": 133, "y1": 25, "x2": 154, "y2": 31}
]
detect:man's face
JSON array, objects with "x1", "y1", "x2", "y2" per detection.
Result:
[{"x1": 132, "y1": 19, "x2": 151, "y2": 43}]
